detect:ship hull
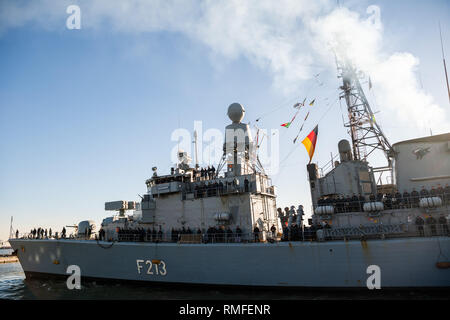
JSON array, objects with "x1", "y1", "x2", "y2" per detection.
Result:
[{"x1": 9, "y1": 237, "x2": 450, "y2": 288}]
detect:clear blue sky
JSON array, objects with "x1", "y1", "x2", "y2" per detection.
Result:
[{"x1": 1, "y1": 0, "x2": 449, "y2": 241}]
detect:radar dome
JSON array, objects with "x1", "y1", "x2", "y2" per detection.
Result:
[{"x1": 227, "y1": 103, "x2": 245, "y2": 123}]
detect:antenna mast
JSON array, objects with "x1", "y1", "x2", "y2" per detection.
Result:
[
  {"x1": 9, "y1": 216, "x2": 14, "y2": 239},
  {"x1": 193, "y1": 130, "x2": 199, "y2": 169},
  {"x1": 439, "y1": 22, "x2": 450, "y2": 104},
  {"x1": 336, "y1": 56, "x2": 393, "y2": 182}
]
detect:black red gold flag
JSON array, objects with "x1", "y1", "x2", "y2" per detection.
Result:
[{"x1": 301, "y1": 125, "x2": 318, "y2": 163}]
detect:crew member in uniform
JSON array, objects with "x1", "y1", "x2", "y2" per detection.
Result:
[
  {"x1": 402, "y1": 190, "x2": 410, "y2": 208},
  {"x1": 430, "y1": 186, "x2": 437, "y2": 197},
  {"x1": 444, "y1": 184, "x2": 450, "y2": 205},
  {"x1": 394, "y1": 190, "x2": 402, "y2": 209},
  {"x1": 342, "y1": 195, "x2": 349, "y2": 212},
  {"x1": 351, "y1": 194, "x2": 358, "y2": 212},
  {"x1": 253, "y1": 225, "x2": 260, "y2": 242},
  {"x1": 411, "y1": 188, "x2": 420, "y2": 207},
  {"x1": 384, "y1": 192, "x2": 393, "y2": 209},
  {"x1": 420, "y1": 186, "x2": 429, "y2": 198},
  {"x1": 426, "y1": 216, "x2": 437, "y2": 236},
  {"x1": 358, "y1": 194, "x2": 365, "y2": 211},
  {"x1": 270, "y1": 224, "x2": 276, "y2": 238},
  {"x1": 415, "y1": 216, "x2": 425, "y2": 236}
]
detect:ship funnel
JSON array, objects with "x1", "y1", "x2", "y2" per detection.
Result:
[{"x1": 338, "y1": 139, "x2": 352, "y2": 162}]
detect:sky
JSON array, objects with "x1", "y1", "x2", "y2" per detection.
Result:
[{"x1": 1, "y1": 0, "x2": 449, "y2": 242}]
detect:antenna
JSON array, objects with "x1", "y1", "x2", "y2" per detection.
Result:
[
  {"x1": 177, "y1": 118, "x2": 181, "y2": 166},
  {"x1": 336, "y1": 54, "x2": 393, "y2": 184},
  {"x1": 193, "y1": 130, "x2": 199, "y2": 169},
  {"x1": 9, "y1": 216, "x2": 13, "y2": 239},
  {"x1": 439, "y1": 22, "x2": 450, "y2": 104}
]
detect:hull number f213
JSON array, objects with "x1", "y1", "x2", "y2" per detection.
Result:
[{"x1": 136, "y1": 259, "x2": 167, "y2": 276}]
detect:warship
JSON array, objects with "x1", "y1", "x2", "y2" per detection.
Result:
[{"x1": 8, "y1": 59, "x2": 450, "y2": 289}]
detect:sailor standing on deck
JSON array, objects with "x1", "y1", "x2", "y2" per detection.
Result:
[
  {"x1": 270, "y1": 225, "x2": 276, "y2": 238},
  {"x1": 420, "y1": 186, "x2": 429, "y2": 198},
  {"x1": 402, "y1": 190, "x2": 410, "y2": 208},
  {"x1": 358, "y1": 194, "x2": 365, "y2": 211},
  {"x1": 445, "y1": 184, "x2": 450, "y2": 205},
  {"x1": 411, "y1": 188, "x2": 420, "y2": 207},
  {"x1": 436, "y1": 184, "x2": 444, "y2": 201},
  {"x1": 415, "y1": 216, "x2": 425, "y2": 236},
  {"x1": 439, "y1": 215, "x2": 449, "y2": 235},
  {"x1": 426, "y1": 216, "x2": 437, "y2": 236},
  {"x1": 253, "y1": 225, "x2": 260, "y2": 242},
  {"x1": 235, "y1": 226, "x2": 242, "y2": 243}
]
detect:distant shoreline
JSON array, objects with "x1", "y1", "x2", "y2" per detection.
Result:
[{"x1": 0, "y1": 256, "x2": 18, "y2": 264}]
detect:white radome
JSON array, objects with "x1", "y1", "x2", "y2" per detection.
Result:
[{"x1": 227, "y1": 103, "x2": 245, "y2": 123}]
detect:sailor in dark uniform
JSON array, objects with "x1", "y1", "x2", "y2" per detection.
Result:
[
  {"x1": 444, "y1": 184, "x2": 450, "y2": 204},
  {"x1": 436, "y1": 184, "x2": 444, "y2": 200},
  {"x1": 384, "y1": 192, "x2": 393, "y2": 209},
  {"x1": 336, "y1": 195, "x2": 344, "y2": 213},
  {"x1": 411, "y1": 188, "x2": 420, "y2": 207},
  {"x1": 415, "y1": 216, "x2": 425, "y2": 236},
  {"x1": 394, "y1": 190, "x2": 402, "y2": 209},
  {"x1": 426, "y1": 216, "x2": 437, "y2": 236},
  {"x1": 358, "y1": 194, "x2": 365, "y2": 211},
  {"x1": 235, "y1": 226, "x2": 242, "y2": 243},
  {"x1": 402, "y1": 190, "x2": 410, "y2": 208},
  {"x1": 344, "y1": 195, "x2": 351, "y2": 212},
  {"x1": 430, "y1": 186, "x2": 437, "y2": 197},
  {"x1": 244, "y1": 178, "x2": 249, "y2": 192},
  {"x1": 351, "y1": 194, "x2": 359, "y2": 212},
  {"x1": 376, "y1": 192, "x2": 383, "y2": 202},
  {"x1": 420, "y1": 186, "x2": 429, "y2": 198},
  {"x1": 270, "y1": 224, "x2": 276, "y2": 238},
  {"x1": 253, "y1": 225, "x2": 260, "y2": 242},
  {"x1": 438, "y1": 215, "x2": 449, "y2": 235}
]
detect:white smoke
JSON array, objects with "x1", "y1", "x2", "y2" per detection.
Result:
[
  {"x1": 308, "y1": 5, "x2": 449, "y2": 133},
  {"x1": 1, "y1": 0, "x2": 448, "y2": 133}
]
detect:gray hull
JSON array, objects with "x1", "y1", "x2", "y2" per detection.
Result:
[{"x1": 9, "y1": 237, "x2": 450, "y2": 288}]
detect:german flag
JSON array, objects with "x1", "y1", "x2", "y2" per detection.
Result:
[{"x1": 302, "y1": 125, "x2": 318, "y2": 163}]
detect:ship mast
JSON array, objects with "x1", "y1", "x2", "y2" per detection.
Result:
[
  {"x1": 439, "y1": 22, "x2": 450, "y2": 105},
  {"x1": 336, "y1": 56, "x2": 394, "y2": 184}
]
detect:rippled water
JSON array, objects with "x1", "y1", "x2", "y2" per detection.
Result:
[{"x1": 1, "y1": 262, "x2": 449, "y2": 300}]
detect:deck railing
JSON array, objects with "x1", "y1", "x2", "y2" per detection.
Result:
[
  {"x1": 11, "y1": 223, "x2": 450, "y2": 244},
  {"x1": 314, "y1": 193, "x2": 450, "y2": 213}
]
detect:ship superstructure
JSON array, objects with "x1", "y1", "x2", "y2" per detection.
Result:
[
  {"x1": 308, "y1": 58, "x2": 450, "y2": 242},
  {"x1": 98, "y1": 103, "x2": 280, "y2": 243}
]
